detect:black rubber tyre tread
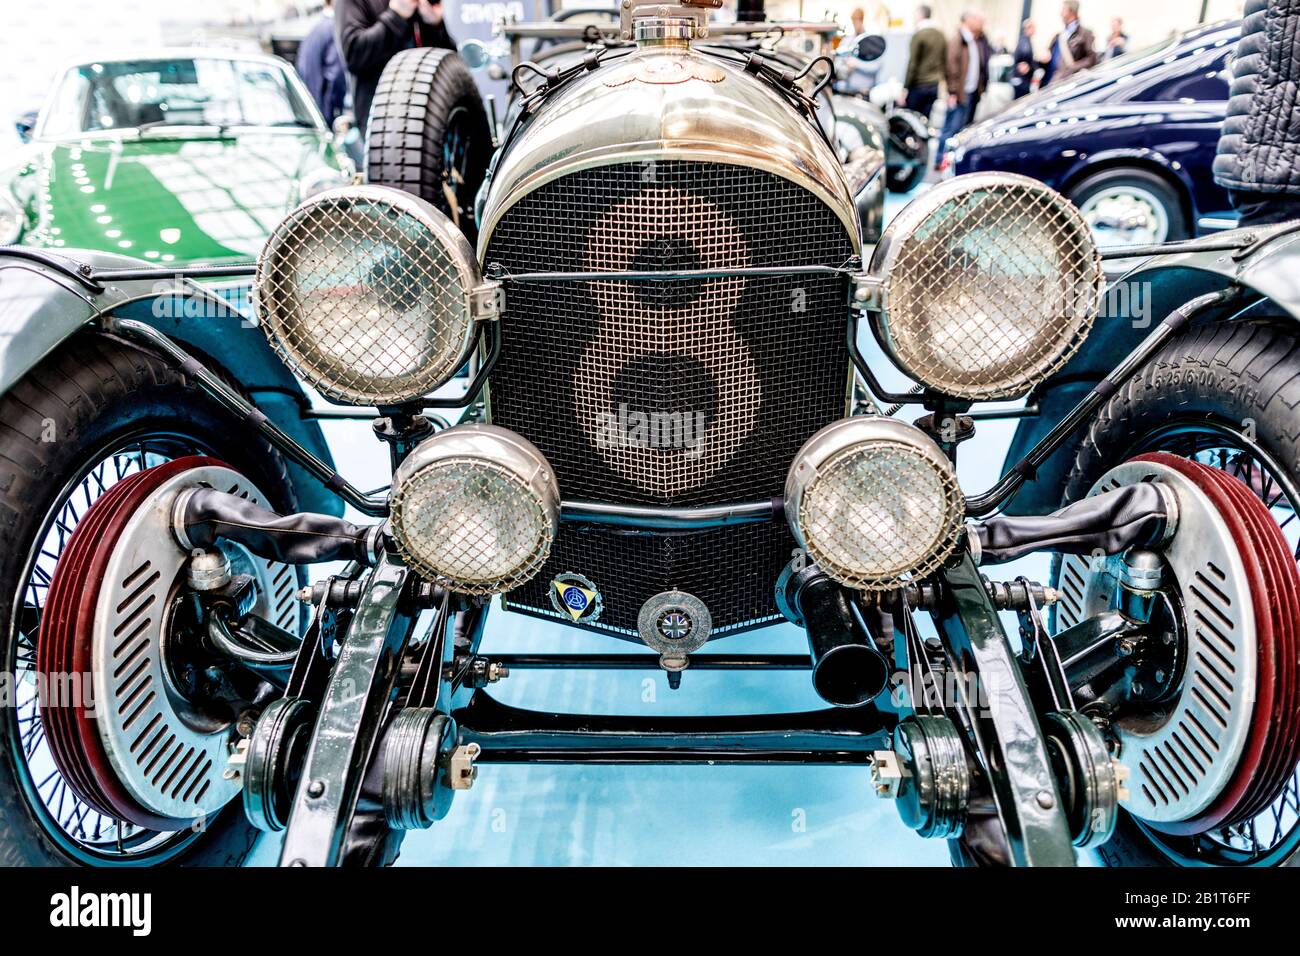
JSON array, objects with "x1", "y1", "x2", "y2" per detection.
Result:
[
  {"x1": 1064, "y1": 321, "x2": 1300, "y2": 508},
  {"x1": 365, "y1": 47, "x2": 492, "y2": 237},
  {"x1": 0, "y1": 330, "x2": 295, "y2": 866}
]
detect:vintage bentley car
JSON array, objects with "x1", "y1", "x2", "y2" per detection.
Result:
[{"x1": 0, "y1": 0, "x2": 1298, "y2": 868}]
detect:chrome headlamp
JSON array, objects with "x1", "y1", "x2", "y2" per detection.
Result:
[
  {"x1": 864, "y1": 173, "x2": 1101, "y2": 400},
  {"x1": 390, "y1": 425, "x2": 559, "y2": 596},
  {"x1": 255, "y1": 186, "x2": 493, "y2": 406},
  {"x1": 785, "y1": 418, "x2": 964, "y2": 591}
]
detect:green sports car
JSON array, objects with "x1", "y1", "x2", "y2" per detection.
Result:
[{"x1": 0, "y1": 50, "x2": 354, "y2": 267}]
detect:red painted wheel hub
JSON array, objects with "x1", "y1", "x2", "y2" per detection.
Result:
[
  {"x1": 37, "y1": 456, "x2": 225, "y2": 831},
  {"x1": 1134, "y1": 452, "x2": 1300, "y2": 835}
]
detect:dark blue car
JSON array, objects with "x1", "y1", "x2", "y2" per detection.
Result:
[{"x1": 949, "y1": 20, "x2": 1239, "y2": 249}]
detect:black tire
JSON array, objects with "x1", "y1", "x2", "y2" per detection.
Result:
[
  {"x1": 1061, "y1": 320, "x2": 1300, "y2": 867},
  {"x1": 886, "y1": 163, "x2": 923, "y2": 194},
  {"x1": 366, "y1": 48, "x2": 492, "y2": 241},
  {"x1": 0, "y1": 331, "x2": 297, "y2": 866},
  {"x1": 1067, "y1": 167, "x2": 1190, "y2": 244}
]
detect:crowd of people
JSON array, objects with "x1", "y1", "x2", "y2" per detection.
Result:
[
  {"x1": 301, "y1": 1, "x2": 1121, "y2": 152},
  {"x1": 877, "y1": 2, "x2": 1125, "y2": 166},
  {"x1": 295, "y1": 0, "x2": 1300, "y2": 229}
]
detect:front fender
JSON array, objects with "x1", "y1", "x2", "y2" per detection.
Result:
[
  {"x1": 844, "y1": 147, "x2": 886, "y2": 245},
  {"x1": 1000, "y1": 224, "x2": 1300, "y2": 515},
  {"x1": 0, "y1": 257, "x2": 98, "y2": 392},
  {"x1": 1061, "y1": 145, "x2": 1191, "y2": 191},
  {"x1": 1059, "y1": 145, "x2": 1208, "y2": 222},
  {"x1": 0, "y1": 248, "x2": 341, "y2": 516},
  {"x1": 831, "y1": 94, "x2": 887, "y2": 156}
]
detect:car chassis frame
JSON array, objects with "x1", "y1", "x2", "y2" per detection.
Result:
[{"x1": 13, "y1": 243, "x2": 1255, "y2": 867}]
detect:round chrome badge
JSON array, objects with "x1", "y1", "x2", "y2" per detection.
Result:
[
  {"x1": 637, "y1": 590, "x2": 712, "y2": 657},
  {"x1": 549, "y1": 571, "x2": 603, "y2": 623}
]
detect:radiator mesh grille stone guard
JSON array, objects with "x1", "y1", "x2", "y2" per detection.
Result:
[
  {"x1": 871, "y1": 173, "x2": 1100, "y2": 401},
  {"x1": 485, "y1": 161, "x2": 855, "y2": 635},
  {"x1": 255, "y1": 187, "x2": 479, "y2": 406}
]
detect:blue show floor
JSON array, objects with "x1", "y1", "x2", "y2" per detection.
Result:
[{"x1": 250, "y1": 617, "x2": 954, "y2": 866}]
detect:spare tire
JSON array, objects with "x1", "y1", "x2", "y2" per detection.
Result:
[{"x1": 366, "y1": 48, "x2": 493, "y2": 242}]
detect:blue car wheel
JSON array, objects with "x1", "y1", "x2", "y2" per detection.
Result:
[{"x1": 1068, "y1": 168, "x2": 1189, "y2": 248}]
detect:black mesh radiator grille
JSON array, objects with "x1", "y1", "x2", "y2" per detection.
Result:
[
  {"x1": 510, "y1": 523, "x2": 800, "y2": 637},
  {"x1": 485, "y1": 161, "x2": 854, "y2": 636}
]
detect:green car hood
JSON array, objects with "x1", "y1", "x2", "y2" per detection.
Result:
[{"x1": 12, "y1": 131, "x2": 348, "y2": 267}]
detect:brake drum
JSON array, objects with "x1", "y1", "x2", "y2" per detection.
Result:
[
  {"x1": 1054, "y1": 453, "x2": 1300, "y2": 833},
  {"x1": 38, "y1": 458, "x2": 299, "y2": 829},
  {"x1": 1055, "y1": 458, "x2": 1256, "y2": 825}
]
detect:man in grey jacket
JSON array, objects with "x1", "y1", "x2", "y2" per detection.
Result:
[{"x1": 1214, "y1": 0, "x2": 1300, "y2": 227}]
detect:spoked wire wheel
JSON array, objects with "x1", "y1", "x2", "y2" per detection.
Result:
[
  {"x1": 6, "y1": 434, "x2": 206, "y2": 863},
  {"x1": 1121, "y1": 422, "x2": 1299, "y2": 866}
]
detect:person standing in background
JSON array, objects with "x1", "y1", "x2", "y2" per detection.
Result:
[
  {"x1": 1214, "y1": 0, "x2": 1300, "y2": 227},
  {"x1": 1104, "y1": 17, "x2": 1129, "y2": 59},
  {"x1": 296, "y1": 0, "x2": 347, "y2": 126},
  {"x1": 864, "y1": 1, "x2": 892, "y2": 32},
  {"x1": 935, "y1": 9, "x2": 988, "y2": 167},
  {"x1": 335, "y1": 0, "x2": 456, "y2": 136},
  {"x1": 1011, "y1": 20, "x2": 1036, "y2": 98},
  {"x1": 897, "y1": 5, "x2": 947, "y2": 122},
  {"x1": 849, "y1": 7, "x2": 866, "y2": 38},
  {"x1": 1042, "y1": 1, "x2": 1096, "y2": 86}
]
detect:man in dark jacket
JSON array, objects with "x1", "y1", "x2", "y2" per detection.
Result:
[
  {"x1": 1010, "y1": 20, "x2": 1036, "y2": 98},
  {"x1": 1103, "y1": 18, "x2": 1129, "y2": 60},
  {"x1": 335, "y1": 0, "x2": 456, "y2": 135},
  {"x1": 1214, "y1": 0, "x2": 1300, "y2": 226},
  {"x1": 297, "y1": 0, "x2": 347, "y2": 126},
  {"x1": 934, "y1": 10, "x2": 988, "y2": 168},
  {"x1": 1042, "y1": 1, "x2": 1096, "y2": 86},
  {"x1": 897, "y1": 5, "x2": 947, "y2": 122}
]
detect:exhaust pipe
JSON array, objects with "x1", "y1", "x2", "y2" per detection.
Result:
[{"x1": 778, "y1": 564, "x2": 888, "y2": 708}]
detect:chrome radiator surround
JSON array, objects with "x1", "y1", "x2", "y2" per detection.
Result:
[{"x1": 477, "y1": 44, "x2": 859, "y2": 258}]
